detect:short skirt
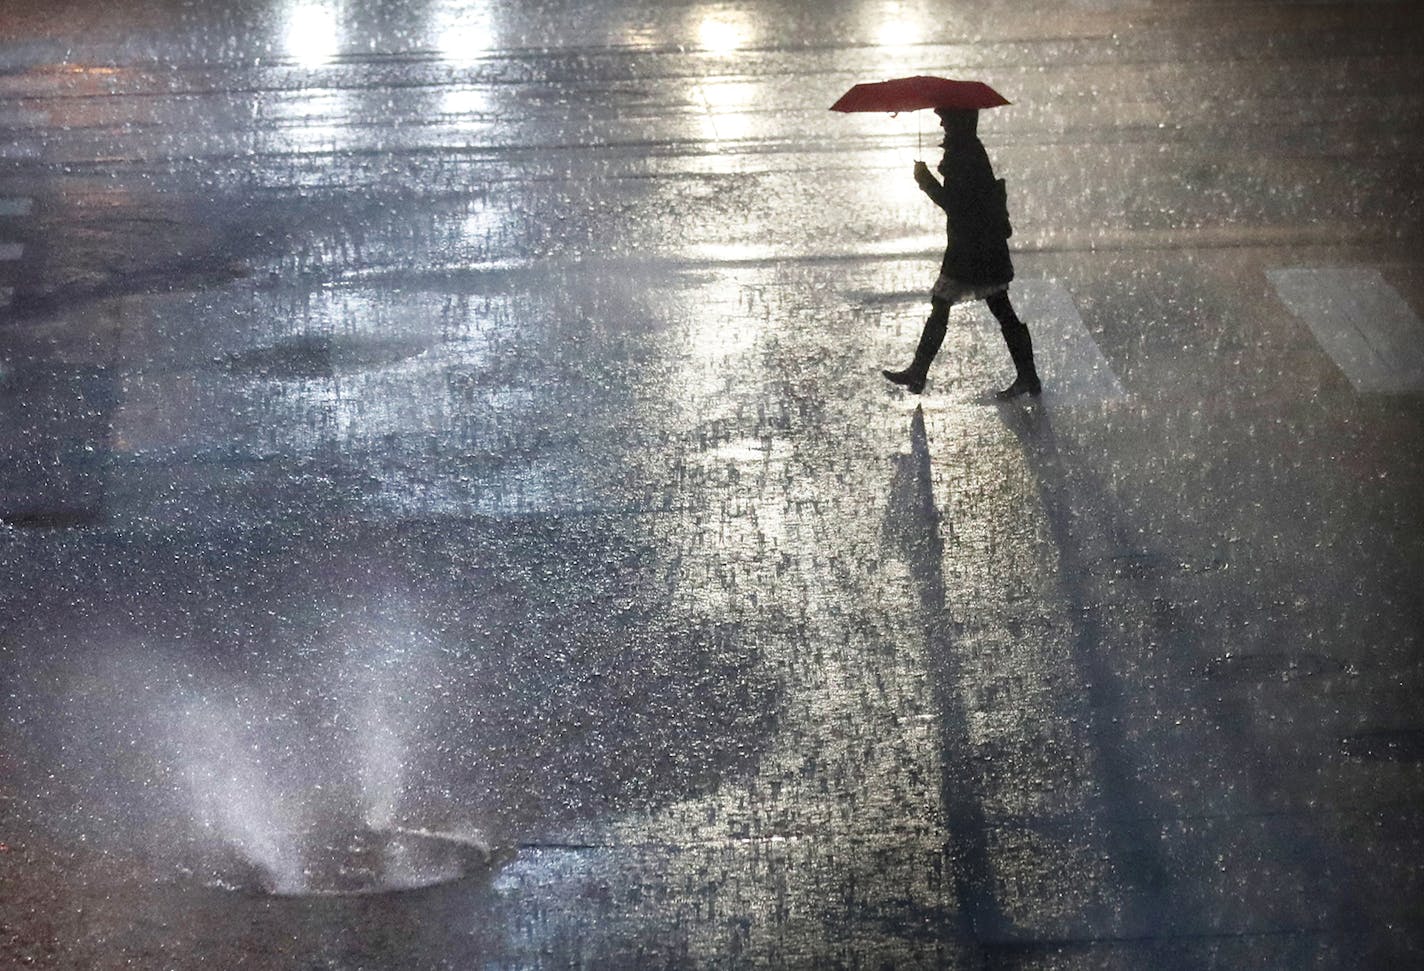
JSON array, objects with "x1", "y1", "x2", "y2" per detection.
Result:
[{"x1": 931, "y1": 271, "x2": 1009, "y2": 306}]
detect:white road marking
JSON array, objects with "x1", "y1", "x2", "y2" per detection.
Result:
[
  {"x1": 988, "y1": 279, "x2": 1128, "y2": 405},
  {"x1": 1268, "y1": 267, "x2": 1424, "y2": 393},
  {"x1": 0, "y1": 198, "x2": 34, "y2": 216},
  {"x1": 0, "y1": 286, "x2": 11, "y2": 308},
  {"x1": 0, "y1": 243, "x2": 22, "y2": 261},
  {"x1": 0, "y1": 141, "x2": 40, "y2": 159}
]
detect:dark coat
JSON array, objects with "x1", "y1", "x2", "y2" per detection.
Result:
[{"x1": 917, "y1": 133, "x2": 1014, "y2": 287}]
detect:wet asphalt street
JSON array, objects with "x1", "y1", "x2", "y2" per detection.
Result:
[{"x1": 2, "y1": 1, "x2": 1424, "y2": 968}]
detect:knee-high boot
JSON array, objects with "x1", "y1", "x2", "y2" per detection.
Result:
[
  {"x1": 883, "y1": 301, "x2": 949, "y2": 394},
  {"x1": 986, "y1": 292, "x2": 1041, "y2": 399}
]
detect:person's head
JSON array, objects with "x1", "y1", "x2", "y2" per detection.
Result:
[{"x1": 934, "y1": 108, "x2": 979, "y2": 137}]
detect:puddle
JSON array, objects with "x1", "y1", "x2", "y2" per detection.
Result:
[{"x1": 216, "y1": 334, "x2": 431, "y2": 379}]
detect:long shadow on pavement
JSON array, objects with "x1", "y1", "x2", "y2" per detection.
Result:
[
  {"x1": 882, "y1": 405, "x2": 1005, "y2": 955},
  {"x1": 996, "y1": 400, "x2": 1365, "y2": 968}
]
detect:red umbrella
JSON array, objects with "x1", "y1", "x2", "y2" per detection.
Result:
[{"x1": 830, "y1": 76, "x2": 1010, "y2": 114}]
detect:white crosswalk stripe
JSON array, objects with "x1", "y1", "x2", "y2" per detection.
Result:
[
  {"x1": 0, "y1": 286, "x2": 12, "y2": 308},
  {"x1": 1268, "y1": 267, "x2": 1424, "y2": 393},
  {"x1": 0, "y1": 242, "x2": 23, "y2": 260},
  {"x1": 995, "y1": 279, "x2": 1129, "y2": 405},
  {"x1": 0, "y1": 197, "x2": 34, "y2": 216}
]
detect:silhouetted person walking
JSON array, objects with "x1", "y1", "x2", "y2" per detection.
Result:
[{"x1": 883, "y1": 108, "x2": 1041, "y2": 399}]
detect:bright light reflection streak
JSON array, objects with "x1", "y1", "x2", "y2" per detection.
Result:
[
  {"x1": 686, "y1": 272, "x2": 760, "y2": 363},
  {"x1": 433, "y1": 1, "x2": 495, "y2": 64},
  {"x1": 459, "y1": 202, "x2": 510, "y2": 264},
  {"x1": 269, "y1": 88, "x2": 355, "y2": 154},
  {"x1": 619, "y1": 25, "x2": 659, "y2": 51},
  {"x1": 697, "y1": 79, "x2": 760, "y2": 145},
  {"x1": 874, "y1": 18, "x2": 920, "y2": 48},
  {"x1": 697, "y1": 13, "x2": 750, "y2": 53},
  {"x1": 879, "y1": 120, "x2": 949, "y2": 260},
  {"x1": 672, "y1": 271, "x2": 767, "y2": 434},
  {"x1": 441, "y1": 86, "x2": 491, "y2": 119},
  {"x1": 283, "y1": 1, "x2": 343, "y2": 67},
  {"x1": 866, "y1": 0, "x2": 929, "y2": 49}
]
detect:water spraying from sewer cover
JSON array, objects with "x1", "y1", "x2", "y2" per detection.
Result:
[
  {"x1": 237, "y1": 826, "x2": 495, "y2": 898},
  {"x1": 161, "y1": 644, "x2": 498, "y2": 897}
]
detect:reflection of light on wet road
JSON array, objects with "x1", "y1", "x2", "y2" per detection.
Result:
[
  {"x1": 884, "y1": 139, "x2": 939, "y2": 200},
  {"x1": 441, "y1": 86, "x2": 491, "y2": 120},
  {"x1": 870, "y1": 4, "x2": 925, "y2": 49},
  {"x1": 696, "y1": 12, "x2": 752, "y2": 53},
  {"x1": 266, "y1": 89, "x2": 355, "y2": 154},
  {"x1": 618, "y1": 23, "x2": 660, "y2": 51},
  {"x1": 431, "y1": 1, "x2": 495, "y2": 64},
  {"x1": 283, "y1": 1, "x2": 344, "y2": 67},
  {"x1": 682, "y1": 270, "x2": 763, "y2": 371},
  {"x1": 684, "y1": 11, "x2": 759, "y2": 148},
  {"x1": 695, "y1": 78, "x2": 761, "y2": 147},
  {"x1": 460, "y1": 201, "x2": 506, "y2": 256}
]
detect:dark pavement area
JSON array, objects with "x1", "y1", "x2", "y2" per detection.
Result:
[{"x1": 2, "y1": 1, "x2": 1423, "y2": 967}]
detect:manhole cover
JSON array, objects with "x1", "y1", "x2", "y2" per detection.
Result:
[{"x1": 217, "y1": 826, "x2": 494, "y2": 897}]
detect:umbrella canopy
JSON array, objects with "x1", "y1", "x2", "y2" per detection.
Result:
[{"x1": 830, "y1": 76, "x2": 1010, "y2": 113}]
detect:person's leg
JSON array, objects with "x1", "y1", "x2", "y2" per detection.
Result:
[
  {"x1": 882, "y1": 298, "x2": 950, "y2": 394},
  {"x1": 985, "y1": 290, "x2": 1041, "y2": 398}
]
